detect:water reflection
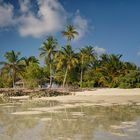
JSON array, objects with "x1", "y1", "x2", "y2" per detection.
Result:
[{"x1": 0, "y1": 101, "x2": 140, "y2": 140}]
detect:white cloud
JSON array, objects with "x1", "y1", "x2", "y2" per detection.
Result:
[
  {"x1": 73, "y1": 10, "x2": 88, "y2": 40},
  {"x1": 94, "y1": 46, "x2": 106, "y2": 55},
  {"x1": 0, "y1": 0, "x2": 89, "y2": 39},
  {"x1": 18, "y1": 0, "x2": 67, "y2": 37},
  {"x1": 19, "y1": 0, "x2": 30, "y2": 13},
  {"x1": 0, "y1": 3, "x2": 14, "y2": 27},
  {"x1": 0, "y1": 0, "x2": 67, "y2": 37},
  {"x1": 137, "y1": 51, "x2": 140, "y2": 57}
]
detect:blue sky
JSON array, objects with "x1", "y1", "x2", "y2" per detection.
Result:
[{"x1": 0, "y1": 0, "x2": 140, "y2": 65}]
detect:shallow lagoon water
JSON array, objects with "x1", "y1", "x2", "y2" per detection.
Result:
[{"x1": 0, "y1": 100, "x2": 140, "y2": 140}]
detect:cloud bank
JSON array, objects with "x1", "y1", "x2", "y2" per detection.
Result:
[{"x1": 0, "y1": 0, "x2": 89, "y2": 39}]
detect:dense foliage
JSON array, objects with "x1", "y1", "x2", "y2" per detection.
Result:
[
  {"x1": 119, "y1": 70, "x2": 140, "y2": 88},
  {"x1": 0, "y1": 25, "x2": 140, "y2": 89}
]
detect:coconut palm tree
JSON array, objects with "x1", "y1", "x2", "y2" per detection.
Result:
[
  {"x1": 0, "y1": 50, "x2": 24, "y2": 87},
  {"x1": 98, "y1": 54, "x2": 124, "y2": 87},
  {"x1": 21, "y1": 56, "x2": 39, "y2": 66},
  {"x1": 62, "y1": 25, "x2": 78, "y2": 45},
  {"x1": 39, "y1": 36, "x2": 58, "y2": 88},
  {"x1": 56, "y1": 45, "x2": 78, "y2": 87},
  {"x1": 100, "y1": 54, "x2": 123, "y2": 75},
  {"x1": 79, "y1": 46, "x2": 95, "y2": 87},
  {"x1": 123, "y1": 62, "x2": 137, "y2": 74}
]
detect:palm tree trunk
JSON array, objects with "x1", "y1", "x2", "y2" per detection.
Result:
[
  {"x1": 63, "y1": 67, "x2": 68, "y2": 87},
  {"x1": 12, "y1": 70, "x2": 15, "y2": 88},
  {"x1": 80, "y1": 69, "x2": 83, "y2": 88},
  {"x1": 12, "y1": 76, "x2": 15, "y2": 88},
  {"x1": 67, "y1": 40, "x2": 71, "y2": 46},
  {"x1": 49, "y1": 64, "x2": 52, "y2": 88},
  {"x1": 80, "y1": 58, "x2": 84, "y2": 88}
]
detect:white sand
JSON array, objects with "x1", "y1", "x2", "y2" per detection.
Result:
[
  {"x1": 11, "y1": 111, "x2": 43, "y2": 115},
  {"x1": 73, "y1": 88, "x2": 140, "y2": 96},
  {"x1": 10, "y1": 96, "x2": 29, "y2": 99},
  {"x1": 8, "y1": 88, "x2": 140, "y2": 105},
  {"x1": 40, "y1": 118, "x2": 52, "y2": 121},
  {"x1": 10, "y1": 89, "x2": 140, "y2": 115},
  {"x1": 33, "y1": 88, "x2": 140, "y2": 105}
]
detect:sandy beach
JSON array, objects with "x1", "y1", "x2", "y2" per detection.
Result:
[{"x1": 23, "y1": 88, "x2": 140, "y2": 106}]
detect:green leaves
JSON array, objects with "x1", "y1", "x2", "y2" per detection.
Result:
[
  {"x1": 119, "y1": 70, "x2": 140, "y2": 88},
  {"x1": 21, "y1": 56, "x2": 39, "y2": 66},
  {"x1": 0, "y1": 25, "x2": 139, "y2": 89},
  {"x1": 39, "y1": 36, "x2": 58, "y2": 64},
  {"x1": 55, "y1": 45, "x2": 79, "y2": 87},
  {"x1": 62, "y1": 25, "x2": 78, "y2": 43},
  {"x1": 4, "y1": 50, "x2": 20, "y2": 63},
  {"x1": 0, "y1": 50, "x2": 24, "y2": 87},
  {"x1": 39, "y1": 36, "x2": 58, "y2": 88},
  {"x1": 22, "y1": 63, "x2": 48, "y2": 88}
]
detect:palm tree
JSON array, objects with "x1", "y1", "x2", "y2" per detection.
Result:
[
  {"x1": 100, "y1": 54, "x2": 123, "y2": 75},
  {"x1": 0, "y1": 50, "x2": 24, "y2": 87},
  {"x1": 39, "y1": 36, "x2": 58, "y2": 88},
  {"x1": 62, "y1": 25, "x2": 78, "y2": 44},
  {"x1": 56, "y1": 45, "x2": 78, "y2": 87},
  {"x1": 98, "y1": 54, "x2": 124, "y2": 87},
  {"x1": 123, "y1": 62, "x2": 137, "y2": 74},
  {"x1": 21, "y1": 56, "x2": 39, "y2": 66},
  {"x1": 79, "y1": 46, "x2": 95, "y2": 87}
]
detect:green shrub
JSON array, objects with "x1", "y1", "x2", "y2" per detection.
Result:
[
  {"x1": 119, "y1": 82, "x2": 132, "y2": 89},
  {"x1": 0, "y1": 76, "x2": 12, "y2": 88},
  {"x1": 81, "y1": 80, "x2": 95, "y2": 88},
  {"x1": 136, "y1": 83, "x2": 140, "y2": 88},
  {"x1": 0, "y1": 77, "x2": 4, "y2": 88},
  {"x1": 22, "y1": 63, "x2": 48, "y2": 89},
  {"x1": 119, "y1": 70, "x2": 140, "y2": 88}
]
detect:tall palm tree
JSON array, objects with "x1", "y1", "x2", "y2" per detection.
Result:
[
  {"x1": 56, "y1": 45, "x2": 78, "y2": 87},
  {"x1": 21, "y1": 56, "x2": 39, "y2": 66},
  {"x1": 0, "y1": 50, "x2": 24, "y2": 87},
  {"x1": 62, "y1": 25, "x2": 78, "y2": 45},
  {"x1": 39, "y1": 36, "x2": 58, "y2": 88},
  {"x1": 79, "y1": 46, "x2": 95, "y2": 87}
]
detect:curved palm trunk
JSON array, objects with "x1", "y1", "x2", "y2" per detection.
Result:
[
  {"x1": 12, "y1": 69, "x2": 16, "y2": 88},
  {"x1": 49, "y1": 64, "x2": 53, "y2": 88},
  {"x1": 63, "y1": 67, "x2": 68, "y2": 87},
  {"x1": 12, "y1": 75, "x2": 15, "y2": 88},
  {"x1": 80, "y1": 58, "x2": 84, "y2": 88},
  {"x1": 80, "y1": 69, "x2": 83, "y2": 88}
]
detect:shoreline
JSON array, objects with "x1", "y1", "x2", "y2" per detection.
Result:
[{"x1": 9, "y1": 88, "x2": 140, "y2": 106}]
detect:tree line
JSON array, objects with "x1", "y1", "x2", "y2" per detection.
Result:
[{"x1": 0, "y1": 25, "x2": 140, "y2": 89}]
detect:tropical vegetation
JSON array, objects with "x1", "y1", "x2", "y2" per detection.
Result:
[{"x1": 0, "y1": 25, "x2": 140, "y2": 89}]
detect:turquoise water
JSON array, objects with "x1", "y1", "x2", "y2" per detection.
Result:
[{"x1": 0, "y1": 100, "x2": 140, "y2": 140}]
